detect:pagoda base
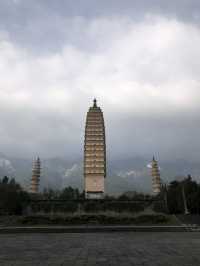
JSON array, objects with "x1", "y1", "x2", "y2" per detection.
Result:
[{"x1": 85, "y1": 191, "x2": 104, "y2": 199}]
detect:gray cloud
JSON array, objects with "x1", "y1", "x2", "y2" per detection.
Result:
[
  {"x1": 0, "y1": 1, "x2": 200, "y2": 161},
  {"x1": 0, "y1": 0, "x2": 200, "y2": 53}
]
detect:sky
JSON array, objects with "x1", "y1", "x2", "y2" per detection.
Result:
[{"x1": 0, "y1": 0, "x2": 200, "y2": 161}]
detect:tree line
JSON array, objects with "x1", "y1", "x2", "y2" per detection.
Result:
[{"x1": 0, "y1": 175, "x2": 200, "y2": 215}]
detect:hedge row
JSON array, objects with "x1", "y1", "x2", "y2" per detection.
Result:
[
  {"x1": 29, "y1": 201, "x2": 147, "y2": 213},
  {"x1": 19, "y1": 214, "x2": 169, "y2": 225}
]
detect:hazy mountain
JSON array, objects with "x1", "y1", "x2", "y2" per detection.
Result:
[{"x1": 0, "y1": 154, "x2": 199, "y2": 195}]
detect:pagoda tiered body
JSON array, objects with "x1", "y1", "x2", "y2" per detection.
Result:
[
  {"x1": 151, "y1": 157, "x2": 161, "y2": 195},
  {"x1": 84, "y1": 99, "x2": 106, "y2": 199},
  {"x1": 30, "y1": 157, "x2": 41, "y2": 193}
]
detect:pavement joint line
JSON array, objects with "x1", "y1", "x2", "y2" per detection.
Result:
[{"x1": 0, "y1": 225, "x2": 197, "y2": 233}]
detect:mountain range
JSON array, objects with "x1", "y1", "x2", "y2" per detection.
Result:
[{"x1": 0, "y1": 153, "x2": 199, "y2": 195}]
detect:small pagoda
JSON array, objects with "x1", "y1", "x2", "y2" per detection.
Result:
[
  {"x1": 151, "y1": 156, "x2": 161, "y2": 195},
  {"x1": 30, "y1": 157, "x2": 41, "y2": 193}
]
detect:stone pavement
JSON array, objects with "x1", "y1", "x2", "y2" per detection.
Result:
[{"x1": 0, "y1": 232, "x2": 200, "y2": 266}]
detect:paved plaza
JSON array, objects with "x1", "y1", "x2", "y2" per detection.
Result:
[{"x1": 0, "y1": 232, "x2": 200, "y2": 266}]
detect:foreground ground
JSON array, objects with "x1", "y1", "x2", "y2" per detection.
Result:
[{"x1": 0, "y1": 232, "x2": 200, "y2": 266}]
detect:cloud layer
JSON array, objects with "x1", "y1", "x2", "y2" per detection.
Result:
[{"x1": 0, "y1": 4, "x2": 200, "y2": 160}]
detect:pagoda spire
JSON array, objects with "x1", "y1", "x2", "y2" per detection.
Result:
[{"x1": 93, "y1": 98, "x2": 97, "y2": 108}]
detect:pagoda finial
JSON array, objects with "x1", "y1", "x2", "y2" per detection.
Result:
[
  {"x1": 153, "y1": 156, "x2": 156, "y2": 161},
  {"x1": 93, "y1": 98, "x2": 97, "y2": 107}
]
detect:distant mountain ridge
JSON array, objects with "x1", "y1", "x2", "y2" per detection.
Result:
[{"x1": 0, "y1": 154, "x2": 199, "y2": 195}]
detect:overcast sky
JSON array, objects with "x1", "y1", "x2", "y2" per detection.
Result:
[{"x1": 0, "y1": 0, "x2": 200, "y2": 161}]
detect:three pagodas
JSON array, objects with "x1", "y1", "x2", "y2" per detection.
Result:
[{"x1": 30, "y1": 99, "x2": 161, "y2": 197}]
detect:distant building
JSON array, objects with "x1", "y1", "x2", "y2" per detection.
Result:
[
  {"x1": 84, "y1": 99, "x2": 106, "y2": 199},
  {"x1": 151, "y1": 156, "x2": 161, "y2": 195},
  {"x1": 30, "y1": 157, "x2": 41, "y2": 193}
]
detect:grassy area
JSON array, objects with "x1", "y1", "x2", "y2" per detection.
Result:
[{"x1": 0, "y1": 213, "x2": 178, "y2": 226}]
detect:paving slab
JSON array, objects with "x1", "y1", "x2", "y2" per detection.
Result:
[{"x1": 0, "y1": 232, "x2": 200, "y2": 265}]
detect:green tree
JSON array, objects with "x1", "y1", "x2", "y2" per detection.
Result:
[
  {"x1": 167, "y1": 175, "x2": 200, "y2": 214},
  {"x1": 59, "y1": 186, "x2": 80, "y2": 200},
  {"x1": 0, "y1": 177, "x2": 30, "y2": 215}
]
